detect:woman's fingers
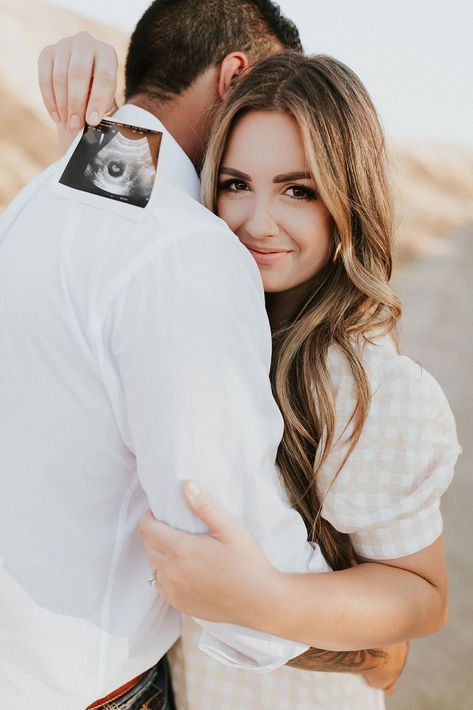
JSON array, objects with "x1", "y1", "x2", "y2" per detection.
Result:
[
  {"x1": 139, "y1": 511, "x2": 193, "y2": 556},
  {"x1": 38, "y1": 42, "x2": 70, "y2": 124},
  {"x1": 143, "y1": 542, "x2": 166, "y2": 568},
  {"x1": 38, "y1": 33, "x2": 118, "y2": 130},
  {"x1": 67, "y1": 41, "x2": 95, "y2": 131},
  {"x1": 183, "y1": 480, "x2": 240, "y2": 540},
  {"x1": 86, "y1": 43, "x2": 118, "y2": 125},
  {"x1": 51, "y1": 40, "x2": 72, "y2": 126},
  {"x1": 37, "y1": 46, "x2": 60, "y2": 123}
]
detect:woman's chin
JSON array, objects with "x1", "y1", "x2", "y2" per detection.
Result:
[
  {"x1": 261, "y1": 276, "x2": 288, "y2": 294},
  {"x1": 263, "y1": 284, "x2": 284, "y2": 294}
]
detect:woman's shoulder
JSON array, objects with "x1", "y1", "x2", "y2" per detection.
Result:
[
  {"x1": 327, "y1": 334, "x2": 450, "y2": 413},
  {"x1": 320, "y1": 334, "x2": 461, "y2": 559}
]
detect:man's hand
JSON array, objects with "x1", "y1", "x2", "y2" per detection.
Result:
[
  {"x1": 38, "y1": 31, "x2": 118, "y2": 133},
  {"x1": 362, "y1": 641, "x2": 409, "y2": 695},
  {"x1": 287, "y1": 641, "x2": 409, "y2": 695}
]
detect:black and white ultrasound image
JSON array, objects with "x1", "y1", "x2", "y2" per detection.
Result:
[{"x1": 59, "y1": 120, "x2": 162, "y2": 208}]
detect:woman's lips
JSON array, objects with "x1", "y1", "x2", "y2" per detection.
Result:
[{"x1": 245, "y1": 245, "x2": 292, "y2": 266}]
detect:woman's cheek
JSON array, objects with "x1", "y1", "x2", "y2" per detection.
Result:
[
  {"x1": 218, "y1": 195, "x2": 249, "y2": 234},
  {"x1": 298, "y1": 212, "x2": 332, "y2": 263},
  {"x1": 216, "y1": 195, "x2": 227, "y2": 221},
  {"x1": 217, "y1": 195, "x2": 237, "y2": 224}
]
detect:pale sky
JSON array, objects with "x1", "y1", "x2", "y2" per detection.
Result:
[{"x1": 44, "y1": 0, "x2": 473, "y2": 146}]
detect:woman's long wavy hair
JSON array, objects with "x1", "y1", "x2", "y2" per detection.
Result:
[{"x1": 201, "y1": 53, "x2": 402, "y2": 570}]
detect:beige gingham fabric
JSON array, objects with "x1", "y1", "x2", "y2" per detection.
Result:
[
  {"x1": 168, "y1": 616, "x2": 385, "y2": 709},
  {"x1": 167, "y1": 337, "x2": 459, "y2": 709},
  {"x1": 318, "y1": 337, "x2": 460, "y2": 560}
]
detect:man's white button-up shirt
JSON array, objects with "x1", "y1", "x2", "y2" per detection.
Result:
[{"x1": 0, "y1": 105, "x2": 329, "y2": 709}]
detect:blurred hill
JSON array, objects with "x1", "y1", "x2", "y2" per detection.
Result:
[
  {"x1": 1, "y1": 0, "x2": 472, "y2": 257},
  {"x1": 0, "y1": 0, "x2": 127, "y2": 207},
  {"x1": 391, "y1": 142, "x2": 473, "y2": 257}
]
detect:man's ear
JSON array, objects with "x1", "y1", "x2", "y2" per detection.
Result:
[{"x1": 218, "y1": 52, "x2": 250, "y2": 101}]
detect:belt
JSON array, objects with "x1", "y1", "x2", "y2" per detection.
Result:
[{"x1": 86, "y1": 670, "x2": 148, "y2": 709}]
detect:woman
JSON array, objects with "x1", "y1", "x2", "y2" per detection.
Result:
[
  {"x1": 41, "y1": 43, "x2": 459, "y2": 709},
  {"x1": 139, "y1": 53, "x2": 460, "y2": 709}
]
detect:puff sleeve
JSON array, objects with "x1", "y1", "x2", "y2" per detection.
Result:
[{"x1": 318, "y1": 339, "x2": 461, "y2": 559}]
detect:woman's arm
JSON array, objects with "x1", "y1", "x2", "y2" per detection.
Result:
[
  {"x1": 142, "y1": 484, "x2": 410, "y2": 692},
  {"x1": 261, "y1": 541, "x2": 447, "y2": 650},
  {"x1": 140, "y1": 482, "x2": 447, "y2": 652},
  {"x1": 38, "y1": 32, "x2": 118, "y2": 151}
]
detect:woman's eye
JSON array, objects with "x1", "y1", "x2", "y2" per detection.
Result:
[
  {"x1": 218, "y1": 179, "x2": 249, "y2": 193},
  {"x1": 285, "y1": 185, "x2": 316, "y2": 201}
]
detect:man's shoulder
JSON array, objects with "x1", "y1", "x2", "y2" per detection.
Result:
[
  {"x1": 4, "y1": 159, "x2": 257, "y2": 304},
  {"x1": 43, "y1": 155, "x2": 231, "y2": 245},
  {"x1": 148, "y1": 182, "x2": 231, "y2": 241},
  {"x1": 11, "y1": 157, "x2": 226, "y2": 249},
  {"x1": 6, "y1": 148, "x2": 231, "y2": 256}
]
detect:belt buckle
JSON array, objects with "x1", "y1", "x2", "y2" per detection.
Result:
[{"x1": 142, "y1": 687, "x2": 165, "y2": 709}]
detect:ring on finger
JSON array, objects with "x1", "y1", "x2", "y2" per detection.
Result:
[{"x1": 146, "y1": 568, "x2": 158, "y2": 586}]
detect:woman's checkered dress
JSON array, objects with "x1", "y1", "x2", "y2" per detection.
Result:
[{"x1": 169, "y1": 337, "x2": 460, "y2": 709}]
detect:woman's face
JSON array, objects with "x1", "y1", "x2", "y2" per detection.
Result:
[{"x1": 217, "y1": 110, "x2": 333, "y2": 293}]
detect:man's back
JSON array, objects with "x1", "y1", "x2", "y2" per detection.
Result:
[
  {"x1": 0, "y1": 105, "x2": 324, "y2": 709},
  {"x1": 0, "y1": 106, "x2": 223, "y2": 706}
]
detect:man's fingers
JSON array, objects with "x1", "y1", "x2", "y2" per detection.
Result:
[
  {"x1": 86, "y1": 44, "x2": 118, "y2": 125},
  {"x1": 67, "y1": 45, "x2": 95, "y2": 131},
  {"x1": 183, "y1": 481, "x2": 239, "y2": 539},
  {"x1": 38, "y1": 46, "x2": 60, "y2": 122}
]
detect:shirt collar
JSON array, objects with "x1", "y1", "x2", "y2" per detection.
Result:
[{"x1": 112, "y1": 104, "x2": 201, "y2": 202}]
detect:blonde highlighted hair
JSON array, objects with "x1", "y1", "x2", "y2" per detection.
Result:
[{"x1": 202, "y1": 53, "x2": 401, "y2": 570}]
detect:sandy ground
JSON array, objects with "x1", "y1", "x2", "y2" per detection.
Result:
[{"x1": 387, "y1": 225, "x2": 473, "y2": 710}]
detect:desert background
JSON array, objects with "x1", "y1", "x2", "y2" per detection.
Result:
[{"x1": 1, "y1": 1, "x2": 472, "y2": 708}]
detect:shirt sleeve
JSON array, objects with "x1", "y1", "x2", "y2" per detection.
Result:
[
  {"x1": 318, "y1": 342, "x2": 461, "y2": 560},
  {"x1": 96, "y1": 227, "x2": 330, "y2": 671}
]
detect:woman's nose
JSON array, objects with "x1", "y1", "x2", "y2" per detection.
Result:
[{"x1": 245, "y1": 201, "x2": 279, "y2": 240}]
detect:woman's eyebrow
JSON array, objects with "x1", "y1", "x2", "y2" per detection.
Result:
[
  {"x1": 219, "y1": 166, "x2": 252, "y2": 180},
  {"x1": 273, "y1": 171, "x2": 312, "y2": 183}
]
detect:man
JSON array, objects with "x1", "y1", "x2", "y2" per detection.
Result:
[{"x1": 1, "y1": 2, "x2": 405, "y2": 708}]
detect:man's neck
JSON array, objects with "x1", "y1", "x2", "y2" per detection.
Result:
[
  {"x1": 127, "y1": 69, "x2": 220, "y2": 169},
  {"x1": 126, "y1": 95, "x2": 198, "y2": 165}
]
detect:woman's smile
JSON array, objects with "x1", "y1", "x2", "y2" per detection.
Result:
[{"x1": 243, "y1": 244, "x2": 294, "y2": 266}]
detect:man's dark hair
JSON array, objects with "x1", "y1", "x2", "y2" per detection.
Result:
[{"x1": 125, "y1": 0, "x2": 303, "y2": 101}]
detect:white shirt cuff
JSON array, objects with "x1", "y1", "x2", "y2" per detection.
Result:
[
  {"x1": 196, "y1": 544, "x2": 329, "y2": 671},
  {"x1": 198, "y1": 625, "x2": 308, "y2": 672}
]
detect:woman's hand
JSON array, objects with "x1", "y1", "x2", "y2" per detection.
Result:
[
  {"x1": 140, "y1": 482, "x2": 446, "y2": 653},
  {"x1": 139, "y1": 482, "x2": 280, "y2": 628},
  {"x1": 38, "y1": 32, "x2": 118, "y2": 133},
  {"x1": 140, "y1": 486, "x2": 411, "y2": 689}
]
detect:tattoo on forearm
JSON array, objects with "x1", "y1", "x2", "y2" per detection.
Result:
[{"x1": 287, "y1": 647, "x2": 389, "y2": 673}]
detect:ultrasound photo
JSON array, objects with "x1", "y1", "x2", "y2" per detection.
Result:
[{"x1": 59, "y1": 119, "x2": 162, "y2": 208}]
